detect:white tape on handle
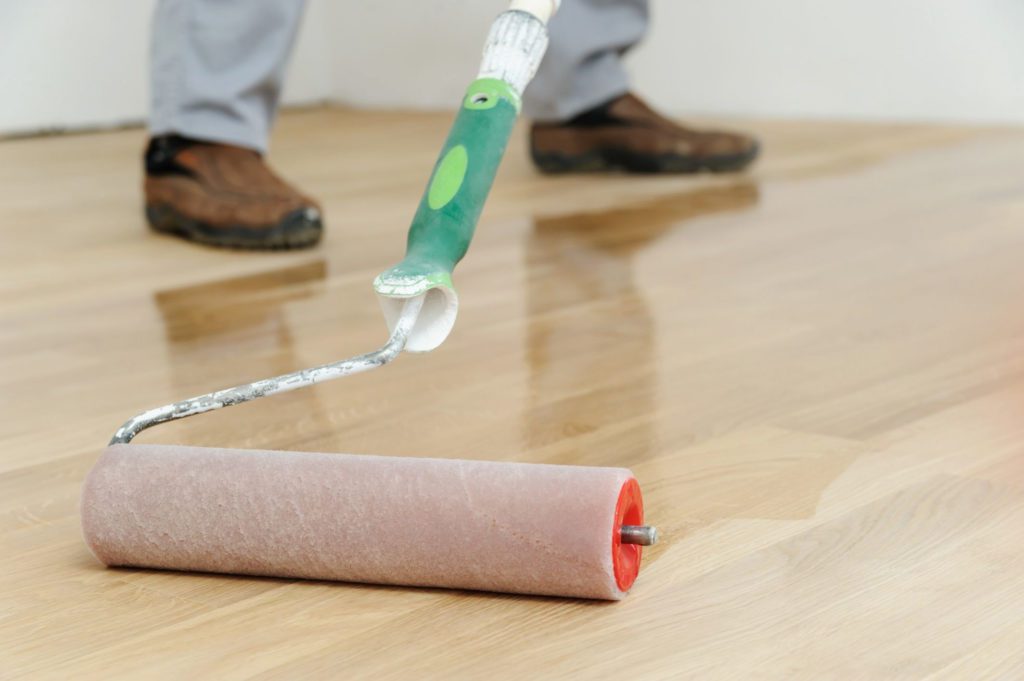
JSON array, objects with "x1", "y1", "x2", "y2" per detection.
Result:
[{"x1": 509, "y1": 0, "x2": 560, "y2": 24}]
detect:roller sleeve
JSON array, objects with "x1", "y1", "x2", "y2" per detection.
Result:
[{"x1": 81, "y1": 444, "x2": 648, "y2": 600}]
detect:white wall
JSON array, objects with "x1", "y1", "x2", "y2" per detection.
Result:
[
  {"x1": 630, "y1": 0, "x2": 1024, "y2": 124},
  {"x1": 2, "y1": 0, "x2": 1023, "y2": 136},
  {"x1": 0, "y1": 0, "x2": 333, "y2": 135},
  {"x1": 331, "y1": 0, "x2": 1024, "y2": 125},
  {"x1": 328, "y1": 0, "x2": 505, "y2": 111}
]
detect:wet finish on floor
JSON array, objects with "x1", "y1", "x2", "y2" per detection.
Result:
[{"x1": 2, "y1": 108, "x2": 1024, "y2": 679}]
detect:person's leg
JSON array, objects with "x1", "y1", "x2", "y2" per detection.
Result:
[
  {"x1": 145, "y1": 0, "x2": 322, "y2": 250},
  {"x1": 150, "y1": 0, "x2": 307, "y2": 152},
  {"x1": 524, "y1": 0, "x2": 647, "y2": 123},
  {"x1": 525, "y1": 0, "x2": 759, "y2": 174}
]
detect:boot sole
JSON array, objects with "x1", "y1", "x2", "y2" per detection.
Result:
[
  {"x1": 531, "y1": 142, "x2": 760, "y2": 175},
  {"x1": 146, "y1": 204, "x2": 323, "y2": 251}
]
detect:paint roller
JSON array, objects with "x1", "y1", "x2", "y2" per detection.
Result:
[{"x1": 81, "y1": 0, "x2": 658, "y2": 600}]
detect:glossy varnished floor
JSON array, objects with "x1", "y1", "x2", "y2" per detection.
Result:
[{"x1": 3, "y1": 108, "x2": 1024, "y2": 679}]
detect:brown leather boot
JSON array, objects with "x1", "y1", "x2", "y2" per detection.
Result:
[
  {"x1": 530, "y1": 93, "x2": 759, "y2": 174},
  {"x1": 144, "y1": 135, "x2": 323, "y2": 249}
]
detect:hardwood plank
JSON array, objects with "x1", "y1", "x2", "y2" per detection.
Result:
[{"x1": 3, "y1": 107, "x2": 1024, "y2": 679}]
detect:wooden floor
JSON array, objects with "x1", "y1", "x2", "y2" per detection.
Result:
[{"x1": 3, "y1": 108, "x2": 1024, "y2": 680}]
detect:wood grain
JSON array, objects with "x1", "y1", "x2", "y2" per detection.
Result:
[{"x1": 2, "y1": 108, "x2": 1023, "y2": 680}]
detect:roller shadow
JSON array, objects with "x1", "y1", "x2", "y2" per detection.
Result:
[{"x1": 99, "y1": 564, "x2": 618, "y2": 607}]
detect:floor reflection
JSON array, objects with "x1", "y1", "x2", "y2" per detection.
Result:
[
  {"x1": 155, "y1": 260, "x2": 327, "y2": 344},
  {"x1": 524, "y1": 183, "x2": 760, "y2": 467},
  {"x1": 152, "y1": 260, "x2": 330, "y2": 445}
]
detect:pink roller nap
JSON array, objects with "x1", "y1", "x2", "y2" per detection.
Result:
[{"x1": 81, "y1": 444, "x2": 647, "y2": 600}]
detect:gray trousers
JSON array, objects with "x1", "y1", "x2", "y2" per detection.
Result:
[{"x1": 150, "y1": 0, "x2": 648, "y2": 152}]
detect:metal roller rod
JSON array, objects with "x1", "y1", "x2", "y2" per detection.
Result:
[
  {"x1": 109, "y1": 296, "x2": 426, "y2": 445},
  {"x1": 621, "y1": 525, "x2": 658, "y2": 546},
  {"x1": 107, "y1": 294, "x2": 661, "y2": 550}
]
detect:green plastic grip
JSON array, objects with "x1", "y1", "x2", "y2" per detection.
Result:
[
  {"x1": 375, "y1": 78, "x2": 519, "y2": 295},
  {"x1": 373, "y1": 78, "x2": 521, "y2": 351}
]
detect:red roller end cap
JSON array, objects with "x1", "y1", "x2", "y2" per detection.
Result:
[{"x1": 612, "y1": 477, "x2": 644, "y2": 592}]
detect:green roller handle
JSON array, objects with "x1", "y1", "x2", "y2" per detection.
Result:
[
  {"x1": 374, "y1": 77, "x2": 520, "y2": 299},
  {"x1": 372, "y1": 3, "x2": 554, "y2": 351}
]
